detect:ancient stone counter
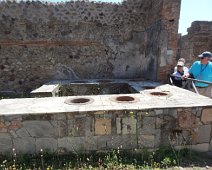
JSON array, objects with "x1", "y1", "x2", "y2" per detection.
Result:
[{"x1": 0, "y1": 84, "x2": 212, "y2": 154}]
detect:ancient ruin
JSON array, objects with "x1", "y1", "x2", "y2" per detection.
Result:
[{"x1": 0, "y1": 0, "x2": 212, "y2": 154}]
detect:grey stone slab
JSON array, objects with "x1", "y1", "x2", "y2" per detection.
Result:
[
  {"x1": 4, "y1": 115, "x2": 22, "y2": 121},
  {"x1": 0, "y1": 133, "x2": 12, "y2": 153},
  {"x1": 16, "y1": 128, "x2": 31, "y2": 137},
  {"x1": 116, "y1": 117, "x2": 137, "y2": 135},
  {"x1": 137, "y1": 116, "x2": 156, "y2": 135},
  {"x1": 154, "y1": 129, "x2": 161, "y2": 148},
  {"x1": 196, "y1": 125, "x2": 212, "y2": 144},
  {"x1": 138, "y1": 134, "x2": 155, "y2": 148},
  {"x1": 84, "y1": 136, "x2": 98, "y2": 151},
  {"x1": 36, "y1": 138, "x2": 57, "y2": 153},
  {"x1": 191, "y1": 143, "x2": 209, "y2": 152},
  {"x1": 58, "y1": 137, "x2": 85, "y2": 153},
  {"x1": 13, "y1": 137, "x2": 36, "y2": 154},
  {"x1": 210, "y1": 139, "x2": 212, "y2": 151},
  {"x1": 93, "y1": 135, "x2": 137, "y2": 150},
  {"x1": 23, "y1": 120, "x2": 59, "y2": 138}
]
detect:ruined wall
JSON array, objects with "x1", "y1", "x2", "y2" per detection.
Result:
[
  {"x1": 0, "y1": 107, "x2": 212, "y2": 154},
  {"x1": 0, "y1": 0, "x2": 181, "y2": 93},
  {"x1": 177, "y1": 21, "x2": 212, "y2": 68}
]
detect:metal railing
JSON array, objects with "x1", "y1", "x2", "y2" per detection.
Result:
[{"x1": 169, "y1": 74, "x2": 212, "y2": 94}]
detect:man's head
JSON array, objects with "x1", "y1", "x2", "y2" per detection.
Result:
[
  {"x1": 198, "y1": 51, "x2": 212, "y2": 64},
  {"x1": 198, "y1": 51, "x2": 212, "y2": 58},
  {"x1": 176, "y1": 61, "x2": 184, "y2": 72}
]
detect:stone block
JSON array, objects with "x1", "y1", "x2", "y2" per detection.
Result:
[
  {"x1": 85, "y1": 116, "x2": 94, "y2": 136},
  {"x1": 0, "y1": 121, "x2": 6, "y2": 129},
  {"x1": 73, "y1": 117, "x2": 86, "y2": 137},
  {"x1": 196, "y1": 125, "x2": 211, "y2": 144},
  {"x1": 23, "y1": 120, "x2": 58, "y2": 137},
  {"x1": 58, "y1": 137, "x2": 85, "y2": 152},
  {"x1": 95, "y1": 118, "x2": 111, "y2": 135},
  {"x1": 122, "y1": 117, "x2": 137, "y2": 135},
  {"x1": 94, "y1": 111, "x2": 105, "y2": 115},
  {"x1": 4, "y1": 115, "x2": 22, "y2": 121},
  {"x1": 16, "y1": 128, "x2": 30, "y2": 137},
  {"x1": 138, "y1": 135, "x2": 155, "y2": 148},
  {"x1": 201, "y1": 108, "x2": 212, "y2": 124},
  {"x1": 67, "y1": 116, "x2": 87, "y2": 138},
  {"x1": 154, "y1": 129, "x2": 161, "y2": 148},
  {"x1": 84, "y1": 136, "x2": 98, "y2": 151},
  {"x1": 13, "y1": 137, "x2": 36, "y2": 154},
  {"x1": 196, "y1": 107, "x2": 202, "y2": 117},
  {"x1": 177, "y1": 109, "x2": 196, "y2": 129},
  {"x1": 36, "y1": 138, "x2": 57, "y2": 153},
  {"x1": 52, "y1": 113, "x2": 66, "y2": 120},
  {"x1": 210, "y1": 139, "x2": 212, "y2": 151},
  {"x1": 109, "y1": 135, "x2": 137, "y2": 150},
  {"x1": 0, "y1": 133, "x2": 12, "y2": 153},
  {"x1": 56, "y1": 120, "x2": 68, "y2": 137},
  {"x1": 117, "y1": 117, "x2": 136, "y2": 135},
  {"x1": 94, "y1": 135, "x2": 137, "y2": 150},
  {"x1": 8, "y1": 120, "x2": 22, "y2": 130},
  {"x1": 138, "y1": 117, "x2": 155, "y2": 135},
  {"x1": 116, "y1": 118, "x2": 122, "y2": 135},
  {"x1": 168, "y1": 109, "x2": 177, "y2": 118},
  {"x1": 94, "y1": 136, "x2": 111, "y2": 150},
  {"x1": 156, "y1": 117, "x2": 163, "y2": 128},
  {"x1": 191, "y1": 143, "x2": 209, "y2": 152},
  {"x1": 161, "y1": 115, "x2": 176, "y2": 130}
]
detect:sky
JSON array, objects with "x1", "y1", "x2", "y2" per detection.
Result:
[{"x1": 179, "y1": 0, "x2": 212, "y2": 35}]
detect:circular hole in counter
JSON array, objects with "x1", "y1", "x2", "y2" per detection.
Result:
[
  {"x1": 65, "y1": 97, "x2": 94, "y2": 105},
  {"x1": 110, "y1": 95, "x2": 139, "y2": 103},
  {"x1": 150, "y1": 92, "x2": 168, "y2": 96}
]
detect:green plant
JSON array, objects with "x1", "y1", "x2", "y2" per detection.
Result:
[{"x1": 0, "y1": 147, "x2": 211, "y2": 169}]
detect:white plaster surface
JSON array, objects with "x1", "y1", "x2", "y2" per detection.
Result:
[{"x1": 0, "y1": 84, "x2": 212, "y2": 115}]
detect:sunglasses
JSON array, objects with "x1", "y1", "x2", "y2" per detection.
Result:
[{"x1": 200, "y1": 57, "x2": 208, "y2": 60}]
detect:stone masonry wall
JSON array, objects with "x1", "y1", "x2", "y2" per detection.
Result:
[
  {"x1": 177, "y1": 21, "x2": 212, "y2": 68},
  {"x1": 0, "y1": 0, "x2": 181, "y2": 93},
  {"x1": 0, "y1": 107, "x2": 212, "y2": 154}
]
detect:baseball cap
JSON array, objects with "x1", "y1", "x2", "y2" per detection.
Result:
[
  {"x1": 198, "y1": 51, "x2": 212, "y2": 58},
  {"x1": 177, "y1": 61, "x2": 184, "y2": 67}
]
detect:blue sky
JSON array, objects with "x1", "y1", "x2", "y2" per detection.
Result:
[{"x1": 179, "y1": 0, "x2": 212, "y2": 35}]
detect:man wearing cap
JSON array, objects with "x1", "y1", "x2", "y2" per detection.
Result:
[
  {"x1": 171, "y1": 60, "x2": 188, "y2": 87},
  {"x1": 183, "y1": 51, "x2": 212, "y2": 98},
  {"x1": 174, "y1": 58, "x2": 189, "y2": 73}
]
